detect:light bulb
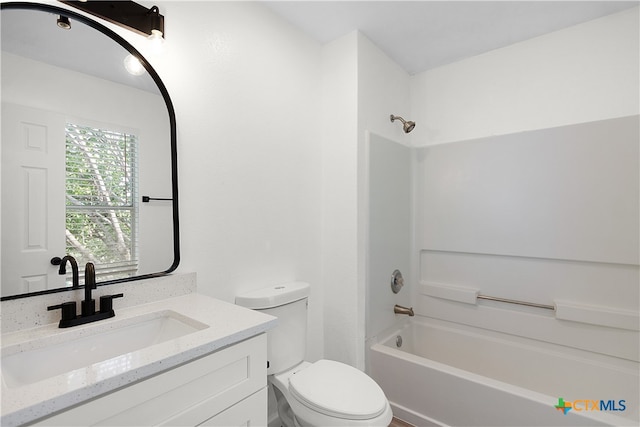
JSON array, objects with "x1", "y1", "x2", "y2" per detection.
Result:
[
  {"x1": 123, "y1": 54, "x2": 145, "y2": 76},
  {"x1": 147, "y1": 29, "x2": 165, "y2": 55}
]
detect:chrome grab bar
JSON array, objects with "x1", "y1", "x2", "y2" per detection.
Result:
[{"x1": 477, "y1": 294, "x2": 555, "y2": 311}]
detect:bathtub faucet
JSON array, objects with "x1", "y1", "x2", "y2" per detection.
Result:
[{"x1": 394, "y1": 304, "x2": 414, "y2": 317}]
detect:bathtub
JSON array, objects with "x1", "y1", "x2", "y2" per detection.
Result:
[{"x1": 369, "y1": 317, "x2": 639, "y2": 426}]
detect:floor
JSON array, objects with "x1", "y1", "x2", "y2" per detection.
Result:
[{"x1": 389, "y1": 417, "x2": 415, "y2": 427}]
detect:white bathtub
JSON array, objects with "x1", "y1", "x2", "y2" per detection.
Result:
[{"x1": 369, "y1": 317, "x2": 639, "y2": 426}]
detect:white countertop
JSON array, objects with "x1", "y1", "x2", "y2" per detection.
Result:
[{"x1": 1, "y1": 293, "x2": 276, "y2": 426}]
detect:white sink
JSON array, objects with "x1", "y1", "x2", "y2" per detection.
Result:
[{"x1": 1, "y1": 310, "x2": 208, "y2": 388}]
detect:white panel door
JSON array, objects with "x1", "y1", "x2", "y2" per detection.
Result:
[{"x1": 1, "y1": 103, "x2": 66, "y2": 295}]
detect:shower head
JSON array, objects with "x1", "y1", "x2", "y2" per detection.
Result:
[{"x1": 390, "y1": 114, "x2": 415, "y2": 133}]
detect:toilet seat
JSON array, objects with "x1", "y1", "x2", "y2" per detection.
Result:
[{"x1": 288, "y1": 360, "x2": 388, "y2": 420}]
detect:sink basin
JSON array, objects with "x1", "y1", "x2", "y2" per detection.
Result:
[{"x1": 1, "y1": 310, "x2": 208, "y2": 388}]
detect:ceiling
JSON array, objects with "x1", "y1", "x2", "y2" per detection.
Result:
[
  {"x1": 264, "y1": 1, "x2": 639, "y2": 75},
  {"x1": 2, "y1": 1, "x2": 637, "y2": 88}
]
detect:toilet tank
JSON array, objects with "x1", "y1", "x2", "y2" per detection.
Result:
[{"x1": 236, "y1": 282, "x2": 310, "y2": 375}]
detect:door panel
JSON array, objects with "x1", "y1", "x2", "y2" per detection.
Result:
[{"x1": 2, "y1": 103, "x2": 66, "y2": 294}]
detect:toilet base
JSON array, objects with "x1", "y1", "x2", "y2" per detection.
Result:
[{"x1": 273, "y1": 384, "x2": 296, "y2": 427}]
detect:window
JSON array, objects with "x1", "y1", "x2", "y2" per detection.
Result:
[{"x1": 65, "y1": 123, "x2": 138, "y2": 282}]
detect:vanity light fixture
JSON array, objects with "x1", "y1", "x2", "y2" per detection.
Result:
[
  {"x1": 60, "y1": 1, "x2": 164, "y2": 39},
  {"x1": 56, "y1": 15, "x2": 71, "y2": 30}
]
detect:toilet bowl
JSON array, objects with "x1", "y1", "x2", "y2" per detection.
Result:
[
  {"x1": 272, "y1": 360, "x2": 393, "y2": 426},
  {"x1": 236, "y1": 282, "x2": 393, "y2": 427}
]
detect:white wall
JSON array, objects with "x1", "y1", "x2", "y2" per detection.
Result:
[
  {"x1": 410, "y1": 8, "x2": 640, "y2": 362},
  {"x1": 411, "y1": 7, "x2": 640, "y2": 146},
  {"x1": 320, "y1": 31, "x2": 412, "y2": 369},
  {"x1": 320, "y1": 32, "x2": 359, "y2": 366},
  {"x1": 150, "y1": 1, "x2": 325, "y2": 362}
]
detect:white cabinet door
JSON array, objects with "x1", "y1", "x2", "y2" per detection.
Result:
[{"x1": 199, "y1": 388, "x2": 267, "y2": 427}]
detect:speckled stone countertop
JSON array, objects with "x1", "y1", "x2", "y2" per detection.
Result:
[{"x1": 1, "y1": 293, "x2": 276, "y2": 426}]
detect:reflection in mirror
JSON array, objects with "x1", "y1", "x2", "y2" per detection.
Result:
[{"x1": 1, "y1": 4, "x2": 179, "y2": 300}]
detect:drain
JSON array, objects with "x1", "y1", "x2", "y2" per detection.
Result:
[{"x1": 396, "y1": 335, "x2": 403, "y2": 348}]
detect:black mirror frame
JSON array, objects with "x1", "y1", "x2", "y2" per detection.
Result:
[{"x1": 0, "y1": 2, "x2": 180, "y2": 301}]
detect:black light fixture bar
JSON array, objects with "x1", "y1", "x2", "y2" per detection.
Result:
[{"x1": 59, "y1": 1, "x2": 164, "y2": 38}]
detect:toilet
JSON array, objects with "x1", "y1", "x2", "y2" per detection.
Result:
[{"x1": 236, "y1": 282, "x2": 393, "y2": 427}]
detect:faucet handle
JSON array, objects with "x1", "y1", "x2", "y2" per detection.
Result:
[
  {"x1": 391, "y1": 270, "x2": 404, "y2": 294},
  {"x1": 99, "y1": 293, "x2": 124, "y2": 314},
  {"x1": 47, "y1": 301, "x2": 77, "y2": 321},
  {"x1": 85, "y1": 262, "x2": 97, "y2": 289}
]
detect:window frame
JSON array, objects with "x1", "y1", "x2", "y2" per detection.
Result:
[{"x1": 64, "y1": 121, "x2": 140, "y2": 282}]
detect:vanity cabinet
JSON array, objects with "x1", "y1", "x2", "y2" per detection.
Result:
[{"x1": 31, "y1": 334, "x2": 267, "y2": 426}]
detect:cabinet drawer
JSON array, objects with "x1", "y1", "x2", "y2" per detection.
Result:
[
  {"x1": 32, "y1": 334, "x2": 267, "y2": 426},
  {"x1": 199, "y1": 387, "x2": 267, "y2": 427}
]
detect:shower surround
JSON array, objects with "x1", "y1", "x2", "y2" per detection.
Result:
[{"x1": 365, "y1": 115, "x2": 639, "y2": 425}]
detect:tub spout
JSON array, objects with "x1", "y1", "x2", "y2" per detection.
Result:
[{"x1": 394, "y1": 304, "x2": 414, "y2": 316}]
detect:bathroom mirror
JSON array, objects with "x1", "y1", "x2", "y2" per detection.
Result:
[{"x1": 1, "y1": 3, "x2": 179, "y2": 300}]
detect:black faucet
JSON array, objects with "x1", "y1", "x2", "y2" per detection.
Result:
[
  {"x1": 82, "y1": 262, "x2": 97, "y2": 317},
  {"x1": 47, "y1": 261, "x2": 123, "y2": 328},
  {"x1": 53, "y1": 255, "x2": 80, "y2": 288}
]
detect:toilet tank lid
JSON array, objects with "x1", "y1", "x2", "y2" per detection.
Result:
[{"x1": 235, "y1": 282, "x2": 310, "y2": 309}]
